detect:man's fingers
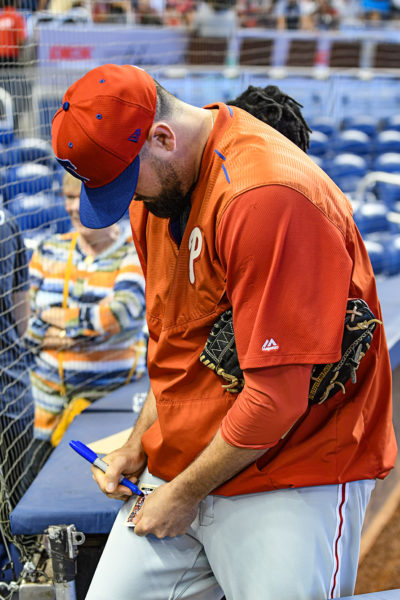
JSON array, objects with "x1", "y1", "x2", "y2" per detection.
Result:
[{"x1": 100, "y1": 456, "x2": 128, "y2": 492}]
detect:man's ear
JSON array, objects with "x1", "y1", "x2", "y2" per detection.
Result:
[{"x1": 147, "y1": 122, "x2": 176, "y2": 153}]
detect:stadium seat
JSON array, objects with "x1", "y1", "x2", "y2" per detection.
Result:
[
  {"x1": 353, "y1": 201, "x2": 389, "y2": 235},
  {"x1": 239, "y1": 38, "x2": 274, "y2": 66},
  {"x1": 0, "y1": 86, "x2": 14, "y2": 146},
  {"x1": 308, "y1": 154, "x2": 325, "y2": 169},
  {"x1": 6, "y1": 191, "x2": 71, "y2": 234},
  {"x1": 370, "y1": 154, "x2": 400, "y2": 208},
  {"x1": 331, "y1": 130, "x2": 373, "y2": 159},
  {"x1": 0, "y1": 163, "x2": 58, "y2": 203},
  {"x1": 0, "y1": 137, "x2": 57, "y2": 170},
  {"x1": 286, "y1": 39, "x2": 318, "y2": 68},
  {"x1": 186, "y1": 35, "x2": 228, "y2": 65},
  {"x1": 375, "y1": 130, "x2": 400, "y2": 155},
  {"x1": 373, "y1": 42, "x2": 400, "y2": 69},
  {"x1": 326, "y1": 153, "x2": 368, "y2": 194},
  {"x1": 363, "y1": 239, "x2": 385, "y2": 275},
  {"x1": 308, "y1": 130, "x2": 329, "y2": 157},
  {"x1": 373, "y1": 152, "x2": 400, "y2": 173},
  {"x1": 381, "y1": 114, "x2": 400, "y2": 132},
  {"x1": 308, "y1": 116, "x2": 337, "y2": 138},
  {"x1": 388, "y1": 211, "x2": 400, "y2": 234},
  {"x1": 383, "y1": 234, "x2": 400, "y2": 275},
  {"x1": 375, "y1": 182, "x2": 400, "y2": 209},
  {"x1": 366, "y1": 231, "x2": 400, "y2": 276},
  {"x1": 329, "y1": 40, "x2": 362, "y2": 68},
  {"x1": 340, "y1": 115, "x2": 379, "y2": 139}
]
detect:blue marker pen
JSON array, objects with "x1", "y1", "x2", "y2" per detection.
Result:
[{"x1": 69, "y1": 440, "x2": 143, "y2": 497}]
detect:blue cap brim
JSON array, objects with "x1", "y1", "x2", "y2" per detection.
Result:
[{"x1": 79, "y1": 156, "x2": 140, "y2": 229}]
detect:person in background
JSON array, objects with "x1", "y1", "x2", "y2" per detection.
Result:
[
  {"x1": 37, "y1": 0, "x2": 87, "y2": 13},
  {"x1": 92, "y1": 1, "x2": 131, "y2": 23},
  {"x1": 0, "y1": 207, "x2": 34, "y2": 508},
  {"x1": 227, "y1": 84, "x2": 311, "y2": 152},
  {"x1": 236, "y1": 0, "x2": 276, "y2": 28},
  {"x1": 0, "y1": 208, "x2": 33, "y2": 584},
  {"x1": 314, "y1": 0, "x2": 339, "y2": 28},
  {"x1": 164, "y1": 0, "x2": 195, "y2": 26},
  {"x1": 134, "y1": 0, "x2": 162, "y2": 25},
  {"x1": 52, "y1": 64, "x2": 396, "y2": 600},
  {"x1": 360, "y1": 0, "x2": 391, "y2": 21},
  {"x1": 0, "y1": 0, "x2": 27, "y2": 66},
  {"x1": 24, "y1": 172, "x2": 147, "y2": 476},
  {"x1": 191, "y1": 0, "x2": 237, "y2": 37},
  {"x1": 274, "y1": 0, "x2": 315, "y2": 29}
]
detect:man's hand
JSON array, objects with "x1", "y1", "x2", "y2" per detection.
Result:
[
  {"x1": 91, "y1": 445, "x2": 147, "y2": 501},
  {"x1": 132, "y1": 482, "x2": 198, "y2": 539},
  {"x1": 128, "y1": 430, "x2": 267, "y2": 539}
]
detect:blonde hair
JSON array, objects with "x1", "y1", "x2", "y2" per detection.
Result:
[{"x1": 62, "y1": 171, "x2": 82, "y2": 191}]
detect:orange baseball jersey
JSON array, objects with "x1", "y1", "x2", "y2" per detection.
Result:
[{"x1": 129, "y1": 103, "x2": 396, "y2": 495}]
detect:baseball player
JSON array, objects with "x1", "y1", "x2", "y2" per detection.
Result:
[{"x1": 51, "y1": 64, "x2": 397, "y2": 600}]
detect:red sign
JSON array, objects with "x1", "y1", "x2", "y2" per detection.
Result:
[{"x1": 49, "y1": 46, "x2": 92, "y2": 60}]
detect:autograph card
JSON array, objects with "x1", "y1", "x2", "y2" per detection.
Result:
[{"x1": 124, "y1": 483, "x2": 158, "y2": 527}]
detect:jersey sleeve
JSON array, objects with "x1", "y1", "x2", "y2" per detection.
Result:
[
  {"x1": 216, "y1": 185, "x2": 353, "y2": 369},
  {"x1": 221, "y1": 363, "x2": 313, "y2": 449}
]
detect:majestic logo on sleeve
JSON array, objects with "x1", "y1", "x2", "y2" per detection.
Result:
[
  {"x1": 262, "y1": 338, "x2": 279, "y2": 351},
  {"x1": 56, "y1": 158, "x2": 90, "y2": 183},
  {"x1": 188, "y1": 227, "x2": 203, "y2": 284}
]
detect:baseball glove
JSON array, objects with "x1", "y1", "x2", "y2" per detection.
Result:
[
  {"x1": 200, "y1": 299, "x2": 381, "y2": 404},
  {"x1": 199, "y1": 308, "x2": 244, "y2": 393}
]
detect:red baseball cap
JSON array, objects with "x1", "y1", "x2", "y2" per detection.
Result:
[{"x1": 52, "y1": 64, "x2": 157, "y2": 229}]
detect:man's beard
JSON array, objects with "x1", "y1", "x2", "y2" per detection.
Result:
[
  {"x1": 142, "y1": 159, "x2": 191, "y2": 219},
  {"x1": 143, "y1": 187, "x2": 190, "y2": 219}
]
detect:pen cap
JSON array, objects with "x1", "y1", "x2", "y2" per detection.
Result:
[{"x1": 69, "y1": 440, "x2": 98, "y2": 463}]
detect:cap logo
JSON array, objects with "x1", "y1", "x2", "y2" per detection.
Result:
[
  {"x1": 128, "y1": 129, "x2": 141, "y2": 143},
  {"x1": 56, "y1": 157, "x2": 90, "y2": 183}
]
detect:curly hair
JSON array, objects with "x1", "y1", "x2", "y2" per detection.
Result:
[{"x1": 227, "y1": 85, "x2": 311, "y2": 152}]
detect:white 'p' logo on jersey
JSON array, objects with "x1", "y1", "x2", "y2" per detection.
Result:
[{"x1": 188, "y1": 227, "x2": 202, "y2": 284}]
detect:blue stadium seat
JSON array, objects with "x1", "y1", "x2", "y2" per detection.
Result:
[
  {"x1": 326, "y1": 153, "x2": 368, "y2": 194},
  {"x1": 0, "y1": 137, "x2": 57, "y2": 170},
  {"x1": 0, "y1": 163, "x2": 58, "y2": 203},
  {"x1": 383, "y1": 234, "x2": 400, "y2": 275},
  {"x1": 372, "y1": 152, "x2": 400, "y2": 173},
  {"x1": 388, "y1": 211, "x2": 400, "y2": 233},
  {"x1": 353, "y1": 201, "x2": 390, "y2": 235},
  {"x1": 340, "y1": 115, "x2": 379, "y2": 139},
  {"x1": 370, "y1": 153, "x2": 400, "y2": 208},
  {"x1": 375, "y1": 130, "x2": 400, "y2": 155},
  {"x1": 366, "y1": 231, "x2": 400, "y2": 276},
  {"x1": 331, "y1": 130, "x2": 373, "y2": 159},
  {"x1": 308, "y1": 131, "x2": 330, "y2": 157},
  {"x1": 374, "y1": 181, "x2": 400, "y2": 208},
  {"x1": 7, "y1": 191, "x2": 71, "y2": 234},
  {"x1": 308, "y1": 116, "x2": 337, "y2": 138},
  {"x1": 381, "y1": 114, "x2": 400, "y2": 131},
  {"x1": 308, "y1": 154, "x2": 325, "y2": 169},
  {"x1": 363, "y1": 238, "x2": 385, "y2": 275}
]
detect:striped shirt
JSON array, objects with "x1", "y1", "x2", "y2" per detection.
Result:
[{"x1": 26, "y1": 222, "x2": 147, "y2": 440}]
